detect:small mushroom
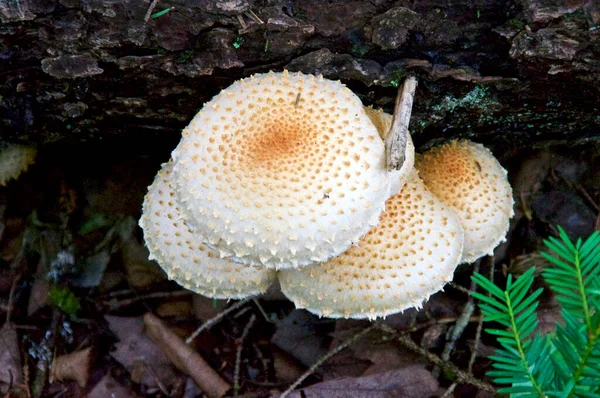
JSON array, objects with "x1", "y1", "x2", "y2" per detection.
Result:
[
  {"x1": 278, "y1": 170, "x2": 464, "y2": 319},
  {"x1": 139, "y1": 161, "x2": 276, "y2": 299},
  {"x1": 416, "y1": 140, "x2": 514, "y2": 263},
  {"x1": 0, "y1": 144, "x2": 36, "y2": 186},
  {"x1": 171, "y1": 71, "x2": 402, "y2": 269}
]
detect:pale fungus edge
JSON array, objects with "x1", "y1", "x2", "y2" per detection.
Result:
[
  {"x1": 139, "y1": 161, "x2": 277, "y2": 300},
  {"x1": 416, "y1": 140, "x2": 514, "y2": 264},
  {"x1": 278, "y1": 170, "x2": 464, "y2": 320}
]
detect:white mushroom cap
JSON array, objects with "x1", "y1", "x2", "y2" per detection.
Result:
[
  {"x1": 416, "y1": 140, "x2": 514, "y2": 263},
  {"x1": 171, "y1": 71, "x2": 396, "y2": 269},
  {"x1": 363, "y1": 106, "x2": 414, "y2": 195},
  {"x1": 278, "y1": 170, "x2": 464, "y2": 320},
  {"x1": 0, "y1": 144, "x2": 36, "y2": 186},
  {"x1": 139, "y1": 161, "x2": 276, "y2": 299}
]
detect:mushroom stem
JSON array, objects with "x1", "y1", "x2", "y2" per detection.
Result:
[{"x1": 386, "y1": 75, "x2": 417, "y2": 171}]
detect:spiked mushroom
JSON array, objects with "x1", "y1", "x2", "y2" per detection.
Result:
[
  {"x1": 416, "y1": 140, "x2": 514, "y2": 263},
  {"x1": 171, "y1": 71, "x2": 402, "y2": 269},
  {"x1": 139, "y1": 161, "x2": 276, "y2": 299},
  {"x1": 278, "y1": 170, "x2": 464, "y2": 319}
]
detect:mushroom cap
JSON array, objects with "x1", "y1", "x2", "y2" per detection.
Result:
[
  {"x1": 0, "y1": 145, "x2": 36, "y2": 186},
  {"x1": 363, "y1": 107, "x2": 414, "y2": 195},
  {"x1": 416, "y1": 140, "x2": 514, "y2": 263},
  {"x1": 278, "y1": 170, "x2": 464, "y2": 320},
  {"x1": 171, "y1": 71, "x2": 396, "y2": 269},
  {"x1": 139, "y1": 161, "x2": 276, "y2": 299}
]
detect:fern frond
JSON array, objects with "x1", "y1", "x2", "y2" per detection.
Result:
[
  {"x1": 472, "y1": 267, "x2": 546, "y2": 396},
  {"x1": 541, "y1": 227, "x2": 600, "y2": 397},
  {"x1": 542, "y1": 227, "x2": 599, "y2": 329}
]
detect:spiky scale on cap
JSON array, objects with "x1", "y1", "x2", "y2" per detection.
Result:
[
  {"x1": 171, "y1": 72, "x2": 398, "y2": 269},
  {"x1": 139, "y1": 161, "x2": 276, "y2": 299},
  {"x1": 416, "y1": 140, "x2": 514, "y2": 263},
  {"x1": 278, "y1": 170, "x2": 464, "y2": 320}
]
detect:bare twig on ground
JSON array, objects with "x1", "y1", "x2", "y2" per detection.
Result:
[
  {"x1": 102, "y1": 290, "x2": 193, "y2": 310},
  {"x1": 434, "y1": 259, "x2": 482, "y2": 378},
  {"x1": 448, "y1": 281, "x2": 471, "y2": 295},
  {"x1": 406, "y1": 315, "x2": 482, "y2": 333},
  {"x1": 386, "y1": 75, "x2": 417, "y2": 171},
  {"x1": 245, "y1": 10, "x2": 264, "y2": 24},
  {"x1": 5, "y1": 272, "x2": 20, "y2": 325},
  {"x1": 144, "y1": 312, "x2": 231, "y2": 398},
  {"x1": 279, "y1": 324, "x2": 377, "y2": 398},
  {"x1": 144, "y1": 0, "x2": 160, "y2": 22},
  {"x1": 469, "y1": 256, "x2": 494, "y2": 372},
  {"x1": 251, "y1": 298, "x2": 270, "y2": 323},
  {"x1": 441, "y1": 382, "x2": 457, "y2": 397},
  {"x1": 234, "y1": 314, "x2": 257, "y2": 396},
  {"x1": 186, "y1": 298, "x2": 251, "y2": 345}
]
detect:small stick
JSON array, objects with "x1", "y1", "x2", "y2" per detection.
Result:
[
  {"x1": 245, "y1": 10, "x2": 264, "y2": 24},
  {"x1": 251, "y1": 298, "x2": 270, "y2": 322},
  {"x1": 236, "y1": 15, "x2": 247, "y2": 30},
  {"x1": 5, "y1": 272, "x2": 20, "y2": 325},
  {"x1": 469, "y1": 255, "x2": 495, "y2": 372},
  {"x1": 434, "y1": 259, "x2": 481, "y2": 378},
  {"x1": 103, "y1": 290, "x2": 193, "y2": 310},
  {"x1": 186, "y1": 298, "x2": 251, "y2": 344},
  {"x1": 441, "y1": 382, "x2": 458, "y2": 398},
  {"x1": 386, "y1": 75, "x2": 417, "y2": 171},
  {"x1": 144, "y1": 0, "x2": 161, "y2": 22},
  {"x1": 279, "y1": 324, "x2": 376, "y2": 397},
  {"x1": 234, "y1": 314, "x2": 257, "y2": 396}
]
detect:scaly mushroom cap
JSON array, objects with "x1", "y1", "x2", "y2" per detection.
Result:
[
  {"x1": 171, "y1": 71, "x2": 395, "y2": 269},
  {"x1": 278, "y1": 170, "x2": 464, "y2": 319},
  {"x1": 139, "y1": 161, "x2": 276, "y2": 299},
  {"x1": 363, "y1": 106, "x2": 414, "y2": 194},
  {"x1": 0, "y1": 145, "x2": 37, "y2": 186},
  {"x1": 416, "y1": 140, "x2": 514, "y2": 263}
]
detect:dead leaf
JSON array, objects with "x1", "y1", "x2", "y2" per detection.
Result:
[
  {"x1": 50, "y1": 347, "x2": 92, "y2": 387},
  {"x1": 331, "y1": 322, "x2": 422, "y2": 378},
  {"x1": 0, "y1": 324, "x2": 22, "y2": 394},
  {"x1": 143, "y1": 312, "x2": 231, "y2": 398},
  {"x1": 121, "y1": 234, "x2": 166, "y2": 288},
  {"x1": 88, "y1": 374, "x2": 139, "y2": 398},
  {"x1": 156, "y1": 299, "x2": 193, "y2": 318},
  {"x1": 271, "y1": 344, "x2": 305, "y2": 383},
  {"x1": 271, "y1": 310, "x2": 333, "y2": 368},
  {"x1": 285, "y1": 366, "x2": 441, "y2": 398},
  {"x1": 420, "y1": 323, "x2": 447, "y2": 350},
  {"x1": 106, "y1": 315, "x2": 177, "y2": 389}
]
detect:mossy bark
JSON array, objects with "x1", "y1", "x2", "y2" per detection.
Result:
[{"x1": 1, "y1": 0, "x2": 599, "y2": 151}]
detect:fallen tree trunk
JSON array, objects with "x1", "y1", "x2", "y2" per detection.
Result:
[{"x1": 1, "y1": 0, "x2": 599, "y2": 151}]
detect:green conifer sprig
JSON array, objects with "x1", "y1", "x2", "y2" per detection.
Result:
[{"x1": 471, "y1": 227, "x2": 600, "y2": 397}]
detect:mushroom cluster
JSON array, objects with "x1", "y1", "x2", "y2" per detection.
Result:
[{"x1": 140, "y1": 71, "x2": 514, "y2": 319}]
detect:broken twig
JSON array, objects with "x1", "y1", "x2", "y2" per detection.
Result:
[
  {"x1": 386, "y1": 75, "x2": 417, "y2": 171},
  {"x1": 144, "y1": 313, "x2": 231, "y2": 398},
  {"x1": 186, "y1": 298, "x2": 251, "y2": 344}
]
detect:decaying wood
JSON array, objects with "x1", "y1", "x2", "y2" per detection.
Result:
[
  {"x1": 1, "y1": 0, "x2": 599, "y2": 149},
  {"x1": 386, "y1": 76, "x2": 417, "y2": 171}
]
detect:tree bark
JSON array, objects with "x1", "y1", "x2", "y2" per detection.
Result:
[{"x1": 1, "y1": 0, "x2": 599, "y2": 150}]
